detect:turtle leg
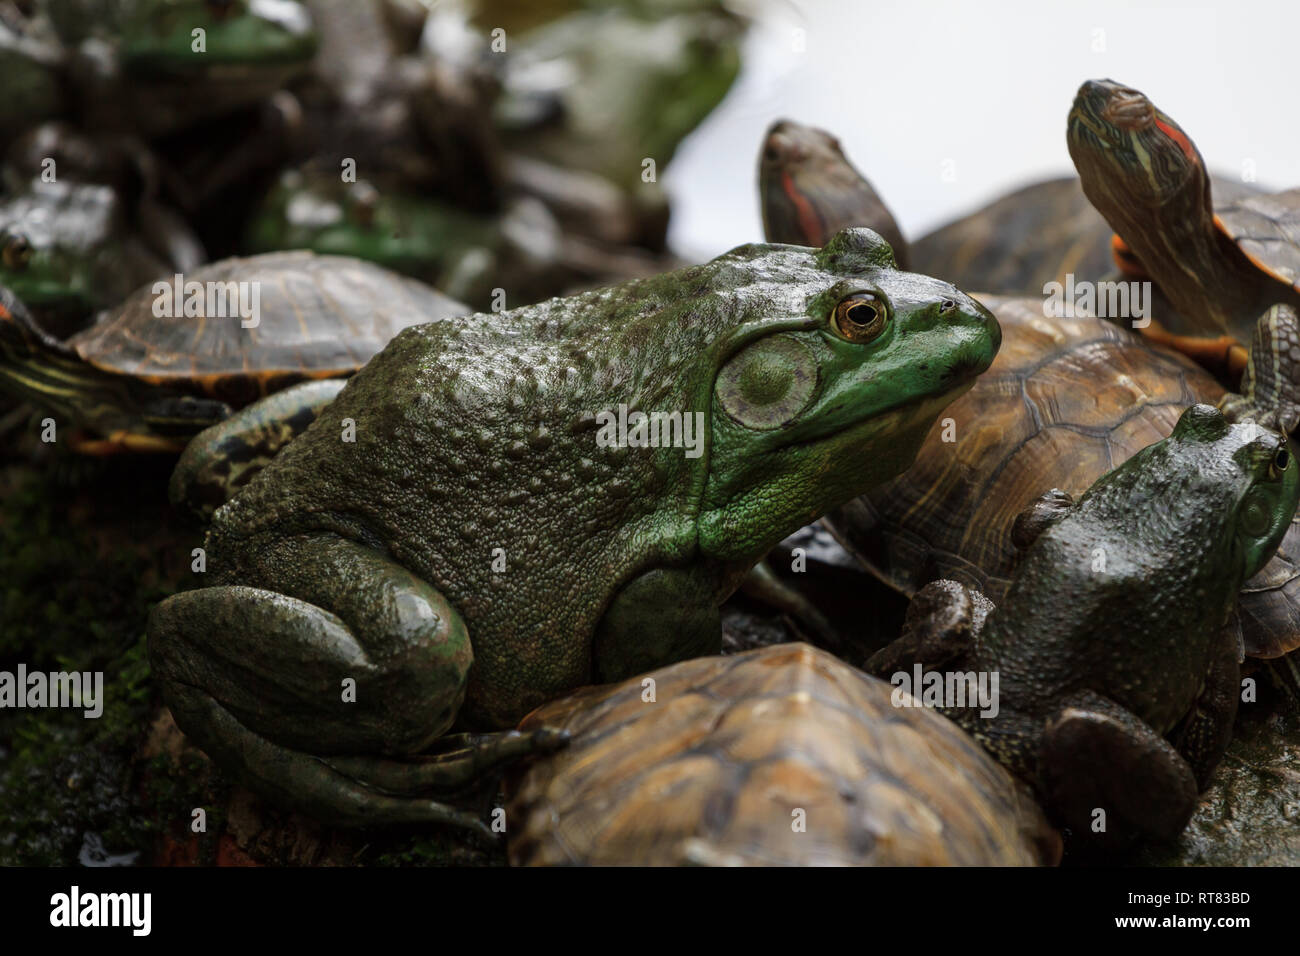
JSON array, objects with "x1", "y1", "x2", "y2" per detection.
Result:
[
  {"x1": 865, "y1": 579, "x2": 991, "y2": 678},
  {"x1": 170, "y1": 379, "x2": 346, "y2": 522},
  {"x1": 148, "y1": 532, "x2": 566, "y2": 831},
  {"x1": 1167, "y1": 631, "x2": 1240, "y2": 789},
  {"x1": 1219, "y1": 304, "x2": 1300, "y2": 434},
  {"x1": 1038, "y1": 691, "x2": 1198, "y2": 849}
]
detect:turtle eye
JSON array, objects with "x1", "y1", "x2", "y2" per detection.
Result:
[
  {"x1": 831, "y1": 292, "x2": 889, "y2": 344},
  {"x1": 1272, "y1": 446, "x2": 1290, "y2": 478},
  {"x1": 2, "y1": 234, "x2": 32, "y2": 271}
]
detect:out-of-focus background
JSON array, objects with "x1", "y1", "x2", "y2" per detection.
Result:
[{"x1": 669, "y1": 0, "x2": 1300, "y2": 259}]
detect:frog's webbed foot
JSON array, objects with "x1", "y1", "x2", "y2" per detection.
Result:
[
  {"x1": 865, "y1": 579, "x2": 990, "y2": 678},
  {"x1": 162, "y1": 677, "x2": 502, "y2": 834},
  {"x1": 1218, "y1": 304, "x2": 1300, "y2": 435},
  {"x1": 1010, "y1": 489, "x2": 1074, "y2": 550},
  {"x1": 323, "y1": 728, "x2": 570, "y2": 797},
  {"x1": 1038, "y1": 691, "x2": 1197, "y2": 851},
  {"x1": 148, "y1": 532, "x2": 557, "y2": 832}
]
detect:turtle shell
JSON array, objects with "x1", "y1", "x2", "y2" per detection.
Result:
[
  {"x1": 1214, "y1": 187, "x2": 1300, "y2": 291},
  {"x1": 67, "y1": 250, "x2": 468, "y2": 406},
  {"x1": 506, "y1": 642, "x2": 1058, "y2": 866},
  {"x1": 910, "y1": 177, "x2": 1115, "y2": 296}
]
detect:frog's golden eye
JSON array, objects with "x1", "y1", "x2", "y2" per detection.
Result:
[
  {"x1": 2, "y1": 233, "x2": 32, "y2": 272},
  {"x1": 1271, "y1": 446, "x2": 1290, "y2": 478},
  {"x1": 832, "y1": 292, "x2": 888, "y2": 343}
]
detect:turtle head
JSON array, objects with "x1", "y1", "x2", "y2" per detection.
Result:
[
  {"x1": 0, "y1": 281, "x2": 68, "y2": 365},
  {"x1": 1067, "y1": 79, "x2": 1211, "y2": 217}
]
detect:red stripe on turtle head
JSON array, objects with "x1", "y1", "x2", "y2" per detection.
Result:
[{"x1": 1153, "y1": 117, "x2": 1201, "y2": 165}]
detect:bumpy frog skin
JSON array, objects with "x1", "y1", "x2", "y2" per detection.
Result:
[
  {"x1": 869, "y1": 404, "x2": 1299, "y2": 848},
  {"x1": 149, "y1": 227, "x2": 999, "y2": 830}
]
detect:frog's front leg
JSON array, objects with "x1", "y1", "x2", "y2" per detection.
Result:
[
  {"x1": 1037, "y1": 690, "x2": 1198, "y2": 848},
  {"x1": 170, "y1": 379, "x2": 347, "y2": 522},
  {"x1": 592, "y1": 566, "x2": 723, "y2": 683},
  {"x1": 1218, "y1": 304, "x2": 1300, "y2": 434},
  {"x1": 148, "y1": 532, "x2": 563, "y2": 832}
]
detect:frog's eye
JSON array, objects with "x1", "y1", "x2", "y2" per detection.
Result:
[
  {"x1": 831, "y1": 293, "x2": 888, "y2": 344},
  {"x1": 1272, "y1": 446, "x2": 1290, "y2": 478},
  {"x1": 1, "y1": 233, "x2": 32, "y2": 272}
]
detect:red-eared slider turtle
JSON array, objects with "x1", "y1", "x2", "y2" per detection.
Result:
[
  {"x1": 507, "y1": 642, "x2": 1058, "y2": 866},
  {"x1": 0, "y1": 250, "x2": 467, "y2": 454},
  {"x1": 1068, "y1": 79, "x2": 1300, "y2": 430},
  {"x1": 759, "y1": 126, "x2": 1300, "y2": 681},
  {"x1": 759, "y1": 119, "x2": 909, "y2": 269}
]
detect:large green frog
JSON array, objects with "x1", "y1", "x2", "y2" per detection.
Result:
[
  {"x1": 149, "y1": 227, "x2": 1000, "y2": 830},
  {"x1": 868, "y1": 404, "x2": 1299, "y2": 848}
]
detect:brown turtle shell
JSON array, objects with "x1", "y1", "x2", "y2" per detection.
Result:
[
  {"x1": 826, "y1": 296, "x2": 1300, "y2": 659},
  {"x1": 1215, "y1": 187, "x2": 1300, "y2": 291},
  {"x1": 911, "y1": 175, "x2": 1263, "y2": 298},
  {"x1": 910, "y1": 177, "x2": 1114, "y2": 296},
  {"x1": 507, "y1": 642, "x2": 1058, "y2": 867},
  {"x1": 68, "y1": 250, "x2": 467, "y2": 405}
]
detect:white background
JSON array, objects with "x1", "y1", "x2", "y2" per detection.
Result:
[{"x1": 666, "y1": 0, "x2": 1300, "y2": 260}]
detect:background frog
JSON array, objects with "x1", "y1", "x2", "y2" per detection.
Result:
[
  {"x1": 148, "y1": 226, "x2": 1000, "y2": 831},
  {"x1": 869, "y1": 404, "x2": 1299, "y2": 848}
]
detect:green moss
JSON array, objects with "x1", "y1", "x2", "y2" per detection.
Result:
[{"x1": 0, "y1": 465, "x2": 193, "y2": 865}]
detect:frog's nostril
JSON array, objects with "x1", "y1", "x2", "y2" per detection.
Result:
[{"x1": 938, "y1": 298, "x2": 957, "y2": 315}]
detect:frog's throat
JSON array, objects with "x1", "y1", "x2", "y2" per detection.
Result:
[{"x1": 697, "y1": 385, "x2": 972, "y2": 566}]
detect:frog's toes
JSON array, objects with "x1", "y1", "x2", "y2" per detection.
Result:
[
  {"x1": 1038, "y1": 692, "x2": 1197, "y2": 850},
  {"x1": 1010, "y1": 488, "x2": 1074, "y2": 550}
]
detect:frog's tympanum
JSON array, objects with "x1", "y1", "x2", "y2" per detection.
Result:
[
  {"x1": 869, "y1": 404, "x2": 1300, "y2": 847},
  {"x1": 148, "y1": 227, "x2": 1000, "y2": 831}
]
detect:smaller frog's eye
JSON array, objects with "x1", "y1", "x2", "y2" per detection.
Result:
[
  {"x1": 832, "y1": 292, "x2": 889, "y2": 344},
  {"x1": 1272, "y1": 446, "x2": 1290, "y2": 477},
  {"x1": 1, "y1": 233, "x2": 32, "y2": 272}
]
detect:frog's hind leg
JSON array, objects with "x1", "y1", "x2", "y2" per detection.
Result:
[
  {"x1": 148, "y1": 533, "x2": 564, "y2": 831},
  {"x1": 1038, "y1": 691, "x2": 1198, "y2": 851}
]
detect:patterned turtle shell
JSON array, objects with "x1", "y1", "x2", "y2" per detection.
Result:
[
  {"x1": 507, "y1": 642, "x2": 1058, "y2": 866},
  {"x1": 68, "y1": 250, "x2": 468, "y2": 406},
  {"x1": 1215, "y1": 188, "x2": 1300, "y2": 293}
]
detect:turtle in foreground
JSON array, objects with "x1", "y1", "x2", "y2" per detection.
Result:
[
  {"x1": 0, "y1": 250, "x2": 467, "y2": 454},
  {"x1": 759, "y1": 119, "x2": 909, "y2": 269},
  {"x1": 1068, "y1": 78, "x2": 1300, "y2": 431},
  {"x1": 507, "y1": 642, "x2": 1058, "y2": 866}
]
